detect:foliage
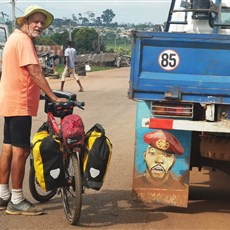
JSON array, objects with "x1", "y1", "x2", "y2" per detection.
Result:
[
  {"x1": 54, "y1": 8, "x2": 117, "y2": 26},
  {"x1": 49, "y1": 31, "x2": 69, "y2": 46},
  {"x1": 46, "y1": 31, "x2": 69, "y2": 48},
  {"x1": 52, "y1": 18, "x2": 69, "y2": 27},
  {"x1": 56, "y1": 64, "x2": 64, "y2": 74},
  {"x1": 34, "y1": 36, "x2": 57, "y2": 45},
  {"x1": 101, "y1": 9, "x2": 115, "y2": 25},
  {"x1": 117, "y1": 47, "x2": 131, "y2": 56},
  {"x1": 35, "y1": 27, "x2": 106, "y2": 54},
  {"x1": 72, "y1": 27, "x2": 106, "y2": 53}
]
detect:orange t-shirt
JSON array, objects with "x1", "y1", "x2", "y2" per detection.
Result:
[{"x1": 0, "y1": 29, "x2": 41, "y2": 116}]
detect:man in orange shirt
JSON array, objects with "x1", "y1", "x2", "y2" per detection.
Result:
[{"x1": 0, "y1": 5, "x2": 67, "y2": 215}]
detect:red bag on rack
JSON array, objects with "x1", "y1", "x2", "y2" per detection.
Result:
[{"x1": 61, "y1": 114, "x2": 85, "y2": 148}]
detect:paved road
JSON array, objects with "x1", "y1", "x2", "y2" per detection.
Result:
[{"x1": 0, "y1": 67, "x2": 229, "y2": 229}]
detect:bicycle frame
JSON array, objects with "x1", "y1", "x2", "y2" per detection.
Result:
[{"x1": 47, "y1": 111, "x2": 61, "y2": 136}]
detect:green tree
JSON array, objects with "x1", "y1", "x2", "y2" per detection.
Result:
[
  {"x1": 85, "y1": 11, "x2": 95, "y2": 24},
  {"x1": 72, "y1": 27, "x2": 105, "y2": 53},
  {"x1": 34, "y1": 37, "x2": 56, "y2": 45},
  {"x1": 101, "y1": 9, "x2": 115, "y2": 25},
  {"x1": 49, "y1": 31, "x2": 69, "y2": 46},
  {"x1": 72, "y1": 14, "x2": 77, "y2": 21},
  {"x1": 94, "y1": 16, "x2": 102, "y2": 26},
  {"x1": 78, "y1": 13, "x2": 89, "y2": 25},
  {"x1": 72, "y1": 14, "x2": 79, "y2": 25}
]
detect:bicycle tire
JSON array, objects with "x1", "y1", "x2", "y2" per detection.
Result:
[
  {"x1": 61, "y1": 153, "x2": 82, "y2": 225},
  {"x1": 29, "y1": 165, "x2": 57, "y2": 203}
]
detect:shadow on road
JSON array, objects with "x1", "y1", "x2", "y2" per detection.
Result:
[
  {"x1": 155, "y1": 185, "x2": 230, "y2": 215},
  {"x1": 79, "y1": 189, "x2": 167, "y2": 228},
  {"x1": 41, "y1": 190, "x2": 167, "y2": 228},
  {"x1": 35, "y1": 186, "x2": 229, "y2": 228}
]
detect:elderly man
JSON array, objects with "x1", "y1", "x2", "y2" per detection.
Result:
[{"x1": 0, "y1": 5, "x2": 67, "y2": 215}]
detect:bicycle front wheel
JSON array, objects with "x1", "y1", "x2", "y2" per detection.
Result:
[
  {"x1": 29, "y1": 165, "x2": 57, "y2": 202},
  {"x1": 61, "y1": 153, "x2": 82, "y2": 225}
]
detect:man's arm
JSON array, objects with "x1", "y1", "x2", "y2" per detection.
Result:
[{"x1": 27, "y1": 64, "x2": 67, "y2": 103}]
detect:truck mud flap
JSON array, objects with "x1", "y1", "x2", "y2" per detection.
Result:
[
  {"x1": 132, "y1": 101, "x2": 191, "y2": 208},
  {"x1": 132, "y1": 187, "x2": 188, "y2": 208}
]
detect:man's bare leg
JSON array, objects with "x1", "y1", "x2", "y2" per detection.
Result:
[{"x1": 77, "y1": 79, "x2": 84, "y2": 92}]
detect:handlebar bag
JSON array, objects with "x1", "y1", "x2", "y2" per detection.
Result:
[
  {"x1": 32, "y1": 122, "x2": 66, "y2": 191},
  {"x1": 82, "y1": 123, "x2": 112, "y2": 190},
  {"x1": 61, "y1": 114, "x2": 85, "y2": 148}
]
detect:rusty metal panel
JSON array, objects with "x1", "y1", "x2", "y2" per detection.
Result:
[
  {"x1": 35, "y1": 45, "x2": 63, "y2": 57},
  {"x1": 132, "y1": 188, "x2": 188, "y2": 207},
  {"x1": 132, "y1": 101, "x2": 191, "y2": 208},
  {"x1": 200, "y1": 134, "x2": 230, "y2": 161}
]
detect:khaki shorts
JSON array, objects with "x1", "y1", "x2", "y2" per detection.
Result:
[{"x1": 61, "y1": 66, "x2": 79, "y2": 81}]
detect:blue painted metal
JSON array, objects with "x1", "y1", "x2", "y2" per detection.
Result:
[{"x1": 129, "y1": 32, "x2": 230, "y2": 104}]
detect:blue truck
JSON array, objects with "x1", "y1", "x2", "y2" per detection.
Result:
[{"x1": 129, "y1": 0, "x2": 230, "y2": 207}]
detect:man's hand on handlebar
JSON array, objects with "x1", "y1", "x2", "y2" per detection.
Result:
[{"x1": 53, "y1": 97, "x2": 68, "y2": 103}]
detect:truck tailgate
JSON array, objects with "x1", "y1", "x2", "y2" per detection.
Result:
[{"x1": 129, "y1": 32, "x2": 230, "y2": 104}]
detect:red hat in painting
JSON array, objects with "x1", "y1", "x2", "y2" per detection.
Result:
[{"x1": 143, "y1": 130, "x2": 184, "y2": 155}]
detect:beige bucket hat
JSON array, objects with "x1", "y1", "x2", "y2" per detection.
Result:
[{"x1": 16, "y1": 5, "x2": 54, "y2": 29}]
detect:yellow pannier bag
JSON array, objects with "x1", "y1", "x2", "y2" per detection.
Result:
[
  {"x1": 82, "y1": 123, "x2": 112, "y2": 190},
  {"x1": 32, "y1": 123, "x2": 66, "y2": 191}
]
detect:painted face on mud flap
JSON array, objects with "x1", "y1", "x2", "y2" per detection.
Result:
[{"x1": 144, "y1": 146, "x2": 176, "y2": 179}]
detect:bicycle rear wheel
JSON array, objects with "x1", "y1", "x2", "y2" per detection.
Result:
[
  {"x1": 61, "y1": 153, "x2": 82, "y2": 225},
  {"x1": 29, "y1": 165, "x2": 57, "y2": 202}
]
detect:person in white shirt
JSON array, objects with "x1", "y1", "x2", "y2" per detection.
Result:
[{"x1": 60, "y1": 41, "x2": 84, "y2": 92}]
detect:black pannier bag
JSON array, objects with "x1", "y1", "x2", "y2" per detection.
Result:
[
  {"x1": 82, "y1": 123, "x2": 113, "y2": 190},
  {"x1": 32, "y1": 122, "x2": 66, "y2": 191}
]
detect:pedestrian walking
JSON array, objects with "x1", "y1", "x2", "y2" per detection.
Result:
[{"x1": 60, "y1": 41, "x2": 84, "y2": 92}]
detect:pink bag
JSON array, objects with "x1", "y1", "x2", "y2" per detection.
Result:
[{"x1": 61, "y1": 114, "x2": 85, "y2": 148}]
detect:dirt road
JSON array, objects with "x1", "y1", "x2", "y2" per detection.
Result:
[{"x1": 0, "y1": 67, "x2": 229, "y2": 229}]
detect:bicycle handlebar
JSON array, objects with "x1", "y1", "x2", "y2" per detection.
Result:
[
  {"x1": 54, "y1": 100, "x2": 85, "y2": 110},
  {"x1": 40, "y1": 93, "x2": 85, "y2": 110}
]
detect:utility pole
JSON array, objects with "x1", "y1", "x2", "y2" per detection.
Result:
[
  {"x1": 12, "y1": 0, "x2": 16, "y2": 31},
  {"x1": 68, "y1": 19, "x2": 72, "y2": 41}
]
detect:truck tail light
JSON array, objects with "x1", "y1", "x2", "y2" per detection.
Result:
[{"x1": 151, "y1": 102, "x2": 193, "y2": 118}]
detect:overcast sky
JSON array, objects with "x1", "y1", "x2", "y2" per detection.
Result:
[{"x1": 0, "y1": 0, "x2": 171, "y2": 24}]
